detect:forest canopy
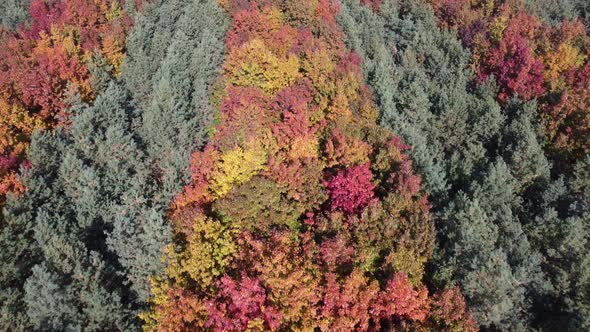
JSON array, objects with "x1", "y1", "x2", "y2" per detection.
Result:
[{"x1": 0, "y1": 0, "x2": 589, "y2": 331}]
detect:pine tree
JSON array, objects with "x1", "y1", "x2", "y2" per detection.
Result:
[
  {"x1": 116, "y1": 0, "x2": 229, "y2": 298},
  {"x1": 0, "y1": 189, "x2": 38, "y2": 331},
  {"x1": 0, "y1": 0, "x2": 29, "y2": 30},
  {"x1": 13, "y1": 84, "x2": 143, "y2": 330},
  {"x1": 437, "y1": 159, "x2": 546, "y2": 330},
  {"x1": 130, "y1": 0, "x2": 229, "y2": 198},
  {"x1": 524, "y1": 156, "x2": 590, "y2": 330},
  {"x1": 525, "y1": 0, "x2": 579, "y2": 26}
]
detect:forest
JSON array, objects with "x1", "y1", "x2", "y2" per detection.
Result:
[{"x1": 0, "y1": 0, "x2": 589, "y2": 331}]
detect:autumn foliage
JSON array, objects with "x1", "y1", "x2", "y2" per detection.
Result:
[
  {"x1": 142, "y1": 0, "x2": 476, "y2": 330},
  {"x1": 429, "y1": 0, "x2": 590, "y2": 162},
  {"x1": 0, "y1": 0, "x2": 134, "y2": 206}
]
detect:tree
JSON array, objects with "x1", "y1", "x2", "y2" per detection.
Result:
[
  {"x1": 428, "y1": 0, "x2": 590, "y2": 166},
  {"x1": 0, "y1": 0, "x2": 229, "y2": 329},
  {"x1": 0, "y1": 0, "x2": 136, "y2": 225},
  {"x1": 0, "y1": 1, "x2": 139, "y2": 328},
  {"x1": 0, "y1": 0, "x2": 230, "y2": 329},
  {"x1": 16, "y1": 84, "x2": 146, "y2": 330},
  {"x1": 0, "y1": 188, "x2": 39, "y2": 331},
  {"x1": 436, "y1": 159, "x2": 546, "y2": 331},
  {"x1": 525, "y1": 0, "x2": 579, "y2": 26},
  {"x1": 0, "y1": 0, "x2": 29, "y2": 30},
  {"x1": 2, "y1": 84, "x2": 140, "y2": 330},
  {"x1": 123, "y1": 0, "x2": 229, "y2": 199},
  {"x1": 338, "y1": 0, "x2": 559, "y2": 329},
  {"x1": 142, "y1": 1, "x2": 475, "y2": 331},
  {"x1": 524, "y1": 156, "x2": 590, "y2": 330}
]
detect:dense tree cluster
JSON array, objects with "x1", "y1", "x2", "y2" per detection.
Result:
[
  {"x1": 0, "y1": 0, "x2": 29, "y2": 30},
  {"x1": 0, "y1": 0, "x2": 135, "y2": 214},
  {"x1": 0, "y1": 0, "x2": 228, "y2": 330},
  {"x1": 0, "y1": 0, "x2": 589, "y2": 331},
  {"x1": 338, "y1": 0, "x2": 590, "y2": 330},
  {"x1": 142, "y1": 1, "x2": 474, "y2": 330},
  {"x1": 429, "y1": 0, "x2": 590, "y2": 164}
]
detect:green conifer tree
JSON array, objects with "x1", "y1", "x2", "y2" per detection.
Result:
[{"x1": 0, "y1": 0, "x2": 29, "y2": 30}]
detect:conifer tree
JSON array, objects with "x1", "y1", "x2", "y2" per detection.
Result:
[
  {"x1": 525, "y1": 156, "x2": 590, "y2": 330},
  {"x1": 0, "y1": 0, "x2": 29, "y2": 30},
  {"x1": 115, "y1": 0, "x2": 229, "y2": 298},
  {"x1": 125, "y1": 0, "x2": 229, "y2": 199},
  {"x1": 525, "y1": 0, "x2": 579, "y2": 25},
  {"x1": 0, "y1": 190, "x2": 38, "y2": 330},
  {"x1": 3, "y1": 84, "x2": 139, "y2": 330},
  {"x1": 0, "y1": 0, "x2": 137, "y2": 238}
]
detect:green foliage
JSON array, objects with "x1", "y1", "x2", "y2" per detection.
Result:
[
  {"x1": 525, "y1": 0, "x2": 579, "y2": 26},
  {"x1": 124, "y1": 0, "x2": 229, "y2": 199},
  {"x1": 0, "y1": 190, "x2": 38, "y2": 331},
  {"x1": 523, "y1": 156, "x2": 590, "y2": 330},
  {"x1": 526, "y1": 0, "x2": 590, "y2": 27},
  {"x1": 0, "y1": 0, "x2": 588, "y2": 331},
  {"x1": 437, "y1": 160, "x2": 546, "y2": 330},
  {"x1": 2, "y1": 84, "x2": 142, "y2": 330},
  {"x1": 0, "y1": 0, "x2": 29, "y2": 30},
  {"x1": 213, "y1": 176, "x2": 304, "y2": 233},
  {"x1": 107, "y1": 0, "x2": 229, "y2": 304},
  {"x1": 339, "y1": 0, "x2": 489, "y2": 201}
]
